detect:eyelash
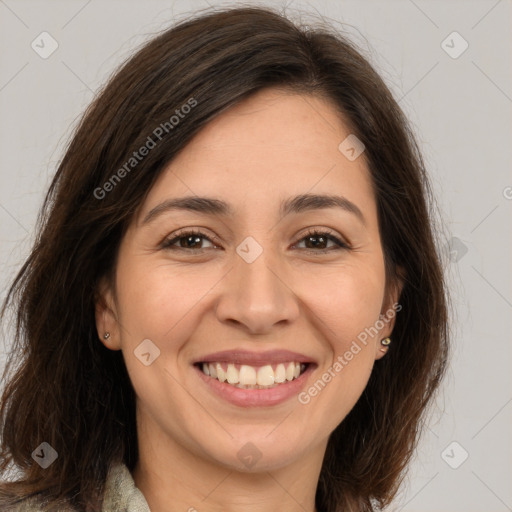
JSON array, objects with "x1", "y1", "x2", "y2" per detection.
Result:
[{"x1": 160, "y1": 228, "x2": 350, "y2": 254}]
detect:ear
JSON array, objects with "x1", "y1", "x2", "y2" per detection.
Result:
[
  {"x1": 374, "y1": 267, "x2": 404, "y2": 360},
  {"x1": 94, "y1": 276, "x2": 122, "y2": 351}
]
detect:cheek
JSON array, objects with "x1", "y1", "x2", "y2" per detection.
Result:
[
  {"x1": 115, "y1": 256, "x2": 219, "y2": 341},
  {"x1": 298, "y1": 262, "x2": 385, "y2": 407},
  {"x1": 295, "y1": 268, "x2": 384, "y2": 432},
  {"x1": 305, "y1": 263, "x2": 385, "y2": 350},
  {"x1": 113, "y1": 258, "x2": 214, "y2": 415}
]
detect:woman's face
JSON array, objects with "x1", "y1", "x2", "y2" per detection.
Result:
[{"x1": 97, "y1": 87, "x2": 398, "y2": 472}]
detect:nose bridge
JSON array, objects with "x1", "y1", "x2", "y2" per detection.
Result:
[{"x1": 215, "y1": 235, "x2": 299, "y2": 334}]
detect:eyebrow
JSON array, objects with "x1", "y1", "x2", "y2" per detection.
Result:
[{"x1": 142, "y1": 193, "x2": 366, "y2": 225}]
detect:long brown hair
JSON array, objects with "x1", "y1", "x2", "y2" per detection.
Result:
[{"x1": 0, "y1": 6, "x2": 449, "y2": 511}]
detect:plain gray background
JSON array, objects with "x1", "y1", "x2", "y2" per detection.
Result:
[{"x1": 1, "y1": 1, "x2": 511, "y2": 511}]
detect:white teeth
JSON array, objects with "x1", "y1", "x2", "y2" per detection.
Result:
[
  {"x1": 239, "y1": 365, "x2": 257, "y2": 386},
  {"x1": 256, "y1": 365, "x2": 274, "y2": 386},
  {"x1": 226, "y1": 363, "x2": 239, "y2": 384},
  {"x1": 275, "y1": 363, "x2": 286, "y2": 383},
  {"x1": 200, "y1": 361, "x2": 306, "y2": 388},
  {"x1": 285, "y1": 362, "x2": 295, "y2": 381},
  {"x1": 215, "y1": 363, "x2": 226, "y2": 382}
]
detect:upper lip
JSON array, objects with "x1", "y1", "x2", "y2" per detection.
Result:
[{"x1": 193, "y1": 349, "x2": 316, "y2": 366}]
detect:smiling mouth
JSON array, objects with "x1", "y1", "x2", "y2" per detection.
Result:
[{"x1": 194, "y1": 362, "x2": 309, "y2": 389}]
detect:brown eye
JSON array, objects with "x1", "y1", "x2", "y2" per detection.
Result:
[
  {"x1": 295, "y1": 229, "x2": 349, "y2": 252},
  {"x1": 162, "y1": 230, "x2": 216, "y2": 251}
]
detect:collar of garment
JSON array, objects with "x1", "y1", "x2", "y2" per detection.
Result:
[{"x1": 102, "y1": 462, "x2": 150, "y2": 512}]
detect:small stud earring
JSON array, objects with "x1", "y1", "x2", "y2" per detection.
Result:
[
  {"x1": 103, "y1": 332, "x2": 110, "y2": 340},
  {"x1": 380, "y1": 337, "x2": 391, "y2": 354}
]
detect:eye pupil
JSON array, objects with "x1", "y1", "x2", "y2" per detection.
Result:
[
  {"x1": 306, "y1": 235, "x2": 327, "y2": 249},
  {"x1": 182, "y1": 235, "x2": 202, "y2": 248}
]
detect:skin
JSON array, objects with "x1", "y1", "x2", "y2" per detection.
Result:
[{"x1": 96, "y1": 87, "x2": 400, "y2": 512}]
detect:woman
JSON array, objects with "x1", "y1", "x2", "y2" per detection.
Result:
[{"x1": 0, "y1": 6, "x2": 449, "y2": 512}]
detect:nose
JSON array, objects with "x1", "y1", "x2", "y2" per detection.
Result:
[{"x1": 214, "y1": 247, "x2": 300, "y2": 335}]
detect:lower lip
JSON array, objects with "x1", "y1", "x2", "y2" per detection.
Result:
[{"x1": 194, "y1": 364, "x2": 315, "y2": 407}]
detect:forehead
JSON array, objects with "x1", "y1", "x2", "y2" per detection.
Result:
[{"x1": 140, "y1": 88, "x2": 376, "y2": 222}]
